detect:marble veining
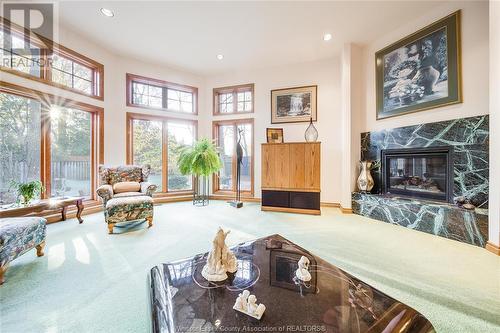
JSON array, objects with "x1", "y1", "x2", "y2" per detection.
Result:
[
  {"x1": 361, "y1": 115, "x2": 489, "y2": 208},
  {"x1": 356, "y1": 116, "x2": 489, "y2": 247},
  {"x1": 352, "y1": 193, "x2": 488, "y2": 247}
]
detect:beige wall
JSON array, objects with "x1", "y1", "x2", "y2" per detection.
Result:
[
  {"x1": 203, "y1": 58, "x2": 341, "y2": 203},
  {"x1": 488, "y1": 0, "x2": 499, "y2": 247},
  {"x1": 358, "y1": 0, "x2": 489, "y2": 133}
]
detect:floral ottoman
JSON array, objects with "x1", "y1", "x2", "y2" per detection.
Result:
[
  {"x1": 0, "y1": 217, "x2": 47, "y2": 284},
  {"x1": 105, "y1": 195, "x2": 154, "y2": 234}
]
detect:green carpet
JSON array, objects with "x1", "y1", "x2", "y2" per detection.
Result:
[{"x1": 1, "y1": 201, "x2": 499, "y2": 333}]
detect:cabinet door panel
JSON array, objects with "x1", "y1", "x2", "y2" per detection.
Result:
[
  {"x1": 261, "y1": 144, "x2": 274, "y2": 188},
  {"x1": 305, "y1": 143, "x2": 321, "y2": 190},
  {"x1": 274, "y1": 145, "x2": 290, "y2": 188},
  {"x1": 289, "y1": 144, "x2": 305, "y2": 189}
]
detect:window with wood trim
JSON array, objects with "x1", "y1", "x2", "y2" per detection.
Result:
[
  {"x1": 212, "y1": 119, "x2": 254, "y2": 196},
  {"x1": 127, "y1": 113, "x2": 197, "y2": 195},
  {"x1": 127, "y1": 73, "x2": 197, "y2": 114},
  {"x1": 0, "y1": 82, "x2": 103, "y2": 204},
  {"x1": 213, "y1": 84, "x2": 254, "y2": 115},
  {"x1": 0, "y1": 19, "x2": 104, "y2": 99}
]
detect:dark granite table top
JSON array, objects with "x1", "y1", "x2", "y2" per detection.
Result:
[{"x1": 150, "y1": 235, "x2": 435, "y2": 333}]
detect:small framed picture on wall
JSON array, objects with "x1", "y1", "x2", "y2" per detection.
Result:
[{"x1": 266, "y1": 128, "x2": 284, "y2": 143}]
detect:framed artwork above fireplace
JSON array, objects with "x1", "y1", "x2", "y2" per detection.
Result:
[{"x1": 375, "y1": 11, "x2": 462, "y2": 120}]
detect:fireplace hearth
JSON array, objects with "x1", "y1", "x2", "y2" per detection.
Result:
[{"x1": 381, "y1": 147, "x2": 453, "y2": 202}]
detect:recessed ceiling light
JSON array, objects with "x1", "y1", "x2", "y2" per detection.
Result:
[
  {"x1": 100, "y1": 8, "x2": 114, "y2": 17},
  {"x1": 216, "y1": 54, "x2": 224, "y2": 60},
  {"x1": 323, "y1": 33, "x2": 332, "y2": 41}
]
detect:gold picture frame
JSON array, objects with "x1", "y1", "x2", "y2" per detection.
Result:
[
  {"x1": 375, "y1": 11, "x2": 462, "y2": 120},
  {"x1": 266, "y1": 128, "x2": 284, "y2": 143},
  {"x1": 271, "y1": 85, "x2": 317, "y2": 124}
]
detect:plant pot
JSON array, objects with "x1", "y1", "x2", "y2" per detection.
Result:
[{"x1": 193, "y1": 176, "x2": 209, "y2": 206}]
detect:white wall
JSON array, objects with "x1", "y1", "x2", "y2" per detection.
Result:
[
  {"x1": 488, "y1": 0, "x2": 500, "y2": 248},
  {"x1": 203, "y1": 58, "x2": 342, "y2": 203},
  {"x1": 359, "y1": 0, "x2": 489, "y2": 133}
]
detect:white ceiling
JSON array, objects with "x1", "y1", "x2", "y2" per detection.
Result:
[{"x1": 59, "y1": 1, "x2": 447, "y2": 76}]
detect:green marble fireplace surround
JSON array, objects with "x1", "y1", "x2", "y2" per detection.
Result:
[{"x1": 353, "y1": 115, "x2": 489, "y2": 247}]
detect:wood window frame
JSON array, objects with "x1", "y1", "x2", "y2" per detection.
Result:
[
  {"x1": 126, "y1": 112, "x2": 198, "y2": 197},
  {"x1": 213, "y1": 83, "x2": 254, "y2": 115},
  {"x1": 0, "y1": 81, "x2": 104, "y2": 203},
  {"x1": 212, "y1": 118, "x2": 254, "y2": 197},
  {"x1": 126, "y1": 73, "x2": 198, "y2": 115},
  {"x1": 0, "y1": 18, "x2": 104, "y2": 100}
]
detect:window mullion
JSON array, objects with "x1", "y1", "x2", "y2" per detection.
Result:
[
  {"x1": 162, "y1": 120, "x2": 168, "y2": 193},
  {"x1": 233, "y1": 92, "x2": 237, "y2": 113},
  {"x1": 162, "y1": 87, "x2": 168, "y2": 109},
  {"x1": 41, "y1": 104, "x2": 51, "y2": 198},
  {"x1": 232, "y1": 123, "x2": 238, "y2": 192}
]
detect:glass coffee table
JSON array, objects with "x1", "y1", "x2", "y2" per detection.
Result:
[{"x1": 150, "y1": 234, "x2": 435, "y2": 333}]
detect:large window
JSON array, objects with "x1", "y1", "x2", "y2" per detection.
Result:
[
  {"x1": 51, "y1": 54, "x2": 94, "y2": 95},
  {"x1": 0, "y1": 19, "x2": 104, "y2": 99},
  {"x1": 127, "y1": 113, "x2": 197, "y2": 195},
  {"x1": 0, "y1": 92, "x2": 41, "y2": 204},
  {"x1": 127, "y1": 73, "x2": 197, "y2": 114},
  {"x1": 0, "y1": 82, "x2": 103, "y2": 205},
  {"x1": 213, "y1": 119, "x2": 254, "y2": 195},
  {"x1": 50, "y1": 107, "x2": 92, "y2": 198},
  {"x1": 213, "y1": 84, "x2": 254, "y2": 115},
  {"x1": 131, "y1": 119, "x2": 163, "y2": 192},
  {"x1": 0, "y1": 29, "x2": 41, "y2": 76}
]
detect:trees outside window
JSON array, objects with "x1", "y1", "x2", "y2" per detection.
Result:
[
  {"x1": 127, "y1": 113, "x2": 197, "y2": 194},
  {"x1": 127, "y1": 74, "x2": 197, "y2": 114},
  {"x1": 213, "y1": 119, "x2": 254, "y2": 195},
  {"x1": 132, "y1": 119, "x2": 163, "y2": 192},
  {"x1": 0, "y1": 92, "x2": 41, "y2": 204},
  {"x1": 0, "y1": 22, "x2": 104, "y2": 99},
  {"x1": 0, "y1": 83, "x2": 103, "y2": 204},
  {"x1": 50, "y1": 107, "x2": 92, "y2": 198},
  {"x1": 213, "y1": 84, "x2": 254, "y2": 115}
]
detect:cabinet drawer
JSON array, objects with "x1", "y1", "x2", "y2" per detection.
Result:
[
  {"x1": 262, "y1": 190, "x2": 289, "y2": 208},
  {"x1": 290, "y1": 192, "x2": 320, "y2": 210}
]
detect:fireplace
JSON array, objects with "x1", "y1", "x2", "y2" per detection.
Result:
[{"x1": 381, "y1": 147, "x2": 453, "y2": 202}]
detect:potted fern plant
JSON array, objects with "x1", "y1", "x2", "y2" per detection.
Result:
[
  {"x1": 9, "y1": 180, "x2": 45, "y2": 206},
  {"x1": 177, "y1": 138, "x2": 222, "y2": 206}
]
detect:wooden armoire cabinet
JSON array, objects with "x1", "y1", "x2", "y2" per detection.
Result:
[{"x1": 261, "y1": 142, "x2": 321, "y2": 215}]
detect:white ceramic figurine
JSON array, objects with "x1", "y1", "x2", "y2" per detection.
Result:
[
  {"x1": 295, "y1": 255, "x2": 312, "y2": 282},
  {"x1": 202, "y1": 227, "x2": 238, "y2": 282},
  {"x1": 233, "y1": 290, "x2": 266, "y2": 320}
]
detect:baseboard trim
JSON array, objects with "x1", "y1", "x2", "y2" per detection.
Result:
[
  {"x1": 320, "y1": 202, "x2": 340, "y2": 208},
  {"x1": 486, "y1": 241, "x2": 500, "y2": 256},
  {"x1": 340, "y1": 206, "x2": 353, "y2": 214},
  {"x1": 209, "y1": 195, "x2": 261, "y2": 203}
]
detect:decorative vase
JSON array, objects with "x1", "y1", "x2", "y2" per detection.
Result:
[
  {"x1": 304, "y1": 117, "x2": 318, "y2": 142},
  {"x1": 357, "y1": 161, "x2": 374, "y2": 192}
]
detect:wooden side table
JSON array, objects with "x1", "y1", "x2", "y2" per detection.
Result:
[{"x1": 0, "y1": 197, "x2": 84, "y2": 223}]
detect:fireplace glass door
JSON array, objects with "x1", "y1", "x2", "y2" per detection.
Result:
[{"x1": 384, "y1": 150, "x2": 450, "y2": 202}]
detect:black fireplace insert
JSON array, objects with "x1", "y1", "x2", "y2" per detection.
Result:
[{"x1": 381, "y1": 147, "x2": 453, "y2": 202}]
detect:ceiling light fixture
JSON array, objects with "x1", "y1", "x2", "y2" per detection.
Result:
[
  {"x1": 323, "y1": 33, "x2": 332, "y2": 41},
  {"x1": 100, "y1": 8, "x2": 114, "y2": 17},
  {"x1": 216, "y1": 54, "x2": 224, "y2": 60}
]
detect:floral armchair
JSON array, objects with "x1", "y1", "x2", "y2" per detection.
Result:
[{"x1": 96, "y1": 165, "x2": 157, "y2": 206}]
